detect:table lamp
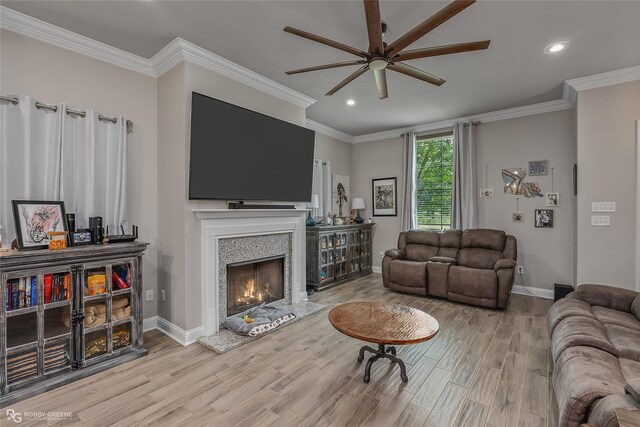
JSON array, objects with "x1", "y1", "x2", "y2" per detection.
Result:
[
  {"x1": 307, "y1": 194, "x2": 319, "y2": 226},
  {"x1": 352, "y1": 198, "x2": 365, "y2": 224}
]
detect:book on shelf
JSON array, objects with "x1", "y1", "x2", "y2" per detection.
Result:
[
  {"x1": 44, "y1": 274, "x2": 52, "y2": 304},
  {"x1": 6, "y1": 276, "x2": 38, "y2": 310},
  {"x1": 31, "y1": 277, "x2": 37, "y2": 305}
]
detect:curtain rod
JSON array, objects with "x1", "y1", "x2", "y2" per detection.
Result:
[{"x1": 1, "y1": 95, "x2": 134, "y2": 132}]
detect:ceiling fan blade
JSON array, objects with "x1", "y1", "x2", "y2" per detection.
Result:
[
  {"x1": 395, "y1": 40, "x2": 490, "y2": 61},
  {"x1": 286, "y1": 60, "x2": 367, "y2": 75},
  {"x1": 385, "y1": 0, "x2": 476, "y2": 56},
  {"x1": 284, "y1": 26, "x2": 368, "y2": 58},
  {"x1": 326, "y1": 65, "x2": 369, "y2": 96},
  {"x1": 373, "y1": 69, "x2": 388, "y2": 99},
  {"x1": 388, "y1": 62, "x2": 446, "y2": 86},
  {"x1": 363, "y1": 0, "x2": 384, "y2": 55}
]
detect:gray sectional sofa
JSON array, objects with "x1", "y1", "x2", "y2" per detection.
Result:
[{"x1": 548, "y1": 284, "x2": 640, "y2": 426}]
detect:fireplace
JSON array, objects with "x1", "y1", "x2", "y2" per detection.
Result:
[{"x1": 227, "y1": 255, "x2": 285, "y2": 316}]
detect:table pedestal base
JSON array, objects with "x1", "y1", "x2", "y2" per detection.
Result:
[{"x1": 357, "y1": 344, "x2": 408, "y2": 383}]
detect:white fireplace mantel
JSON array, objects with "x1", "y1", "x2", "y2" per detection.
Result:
[{"x1": 193, "y1": 208, "x2": 308, "y2": 335}]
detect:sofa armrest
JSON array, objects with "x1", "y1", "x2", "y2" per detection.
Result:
[
  {"x1": 494, "y1": 259, "x2": 516, "y2": 271},
  {"x1": 428, "y1": 256, "x2": 457, "y2": 265},
  {"x1": 384, "y1": 249, "x2": 405, "y2": 260},
  {"x1": 576, "y1": 284, "x2": 639, "y2": 313}
]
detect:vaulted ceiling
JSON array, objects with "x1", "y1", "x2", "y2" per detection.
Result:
[{"x1": 4, "y1": 1, "x2": 640, "y2": 135}]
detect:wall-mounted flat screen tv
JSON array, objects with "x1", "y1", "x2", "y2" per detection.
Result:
[{"x1": 189, "y1": 92, "x2": 315, "y2": 202}]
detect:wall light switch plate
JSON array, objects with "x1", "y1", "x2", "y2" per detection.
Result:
[
  {"x1": 591, "y1": 215, "x2": 611, "y2": 226},
  {"x1": 592, "y1": 202, "x2": 616, "y2": 213},
  {"x1": 145, "y1": 290, "x2": 153, "y2": 302},
  {"x1": 160, "y1": 290, "x2": 166, "y2": 302}
]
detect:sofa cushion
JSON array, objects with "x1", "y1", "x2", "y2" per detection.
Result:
[
  {"x1": 457, "y1": 248, "x2": 504, "y2": 269},
  {"x1": 405, "y1": 230, "x2": 440, "y2": 246},
  {"x1": 548, "y1": 297, "x2": 597, "y2": 336},
  {"x1": 404, "y1": 244, "x2": 439, "y2": 262},
  {"x1": 633, "y1": 295, "x2": 640, "y2": 321},
  {"x1": 577, "y1": 284, "x2": 639, "y2": 312},
  {"x1": 448, "y1": 266, "x2": 497, "y2": 300},
  {"x1": 593, "y1": 306, "x2": 640, "y2": 333},
  {"x1": 438, "y1": 230, "x2": 461, "y2": 259},
  {"x1": 553, "y1": 346, "x2": 626, "y2": 427},
  {"x1": 388, "y1": 260, "x2": 427, "y2": 288},
  {"x1": 605, "y1": 325, "x2": 640, "y2": 361},
  {"x1": 461, "y1": 229, "x2": 506, "y2": 251},
  {"x1": 551, "y1": 316, "x2": 619, "y2": 363},
  {"x1": 620, "y1": 358, "x2": 640, "y2": 382},
  {"x1": 588, "y1": 394, "x2": 640, "y2": 427}
]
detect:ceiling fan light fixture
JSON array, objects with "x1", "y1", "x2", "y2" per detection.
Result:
[
  {"x1": 544, "y1": 41, "x2": 568, "y2": 54},
  {"x1": 369, "y1": 58, "x2": 388, "y2": 71}
]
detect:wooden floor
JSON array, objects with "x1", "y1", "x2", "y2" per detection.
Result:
[{"x1": 13, "y1": 274, "x2": 559, "y2": 427}]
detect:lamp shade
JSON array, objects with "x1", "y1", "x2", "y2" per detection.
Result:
[
  {"x1": 309, "y1": 194, "x2": 319, "y2": 209},
  {"x1": 351, "y1": 198, "x2": 365, "y2": 209}
]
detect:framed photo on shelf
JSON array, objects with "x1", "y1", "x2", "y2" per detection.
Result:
[
  {"x1": 545, "y1": 192, "x2": 559, "y2": 207},
  {"x1": 535, "y1": 209, "x2": 554, "y2": 228},
  {"x1": 12, "y1": 200, "x2": 68, "y2": 250},
  {"x1": 372, "y1": 177, "x2": 397, "y2": 216}
]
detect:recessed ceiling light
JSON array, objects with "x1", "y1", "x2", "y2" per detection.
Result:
[
  {"x1": 544, "y1": 41, "x2": 568, "y2": 54},
  {"x1": 346, "y1": 99, "x2": 356, "y2": 106}
]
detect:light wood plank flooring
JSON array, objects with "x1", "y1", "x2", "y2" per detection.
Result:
[{"x1": 10, "y1": 274, "x2": 559, "y2": 427}]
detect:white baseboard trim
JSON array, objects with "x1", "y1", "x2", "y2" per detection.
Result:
[
  {"x1": 155, "y1": 316, "x2": 203, "y2": 346},
  {"x1": 372, "y1": 266, "x2": 382, "y2": 274},
  {"x1": 143, "y1": 316, "x2": 158, "y2": 332},
  {"x1": 511, "y1": 284, "x2": 554, "y2": 300}
]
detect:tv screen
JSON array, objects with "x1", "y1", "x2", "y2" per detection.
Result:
[{"x1": 189, "y1": 92, "x2": 315, "y2": 202}]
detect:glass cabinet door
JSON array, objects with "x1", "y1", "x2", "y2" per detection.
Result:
[
  {"x1": 361, "y1": 230, "x2": 371, "y2": 270},
  {"x1": 319, "y1": 234, "x2": 334, "y2": 284},
  {"x1": 348, "y1": 231, "x2": 361, "y2": 273}
]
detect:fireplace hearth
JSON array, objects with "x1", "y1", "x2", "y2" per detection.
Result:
[{"x1": 227, "y1": 255, "x2": 285, "y2": 316}]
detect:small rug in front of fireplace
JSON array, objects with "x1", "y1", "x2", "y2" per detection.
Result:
[{"x1": 197, "y1": 299, "x2": 326, "y2": 354}]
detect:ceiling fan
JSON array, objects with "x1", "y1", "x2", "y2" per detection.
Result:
[{"x1": 284, "y1": 0, "x2": 490, "y2": 99}]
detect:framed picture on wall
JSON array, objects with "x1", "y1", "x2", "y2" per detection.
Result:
[
  {"x1": 528, "y1": 160, "x2": 548, "y2": 176},
  {"x1": 545, "y1": 192, "x2": 559, "y2": 207},
  {"x1": 12, "y1": 200, "x2": 68, "y2": 250},
  {"x1": 534, "y1": 209, "x2": 554, "y2": 228},
  {"x1": 372, "y1": 177, "x2": 397, "y2": 216}
]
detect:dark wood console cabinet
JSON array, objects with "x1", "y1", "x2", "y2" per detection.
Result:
[
  {"x1": 0, "y1": 242, "x2": 148, "y2": 406},
  {"x1": 306, "y1": 223, "x2": 374, "y2": 291}
]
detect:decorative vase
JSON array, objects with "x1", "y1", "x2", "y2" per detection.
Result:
[
  {"x1": 355, "y1": 209, "x2": 364, "y2": 224},
  {"x1": 306, "y1": 210, "x2": 316, "y2": 226}
]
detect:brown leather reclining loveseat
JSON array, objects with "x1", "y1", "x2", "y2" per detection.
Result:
[{"x1": 382, "y1": 229, "x2": 517, "y2": 309}]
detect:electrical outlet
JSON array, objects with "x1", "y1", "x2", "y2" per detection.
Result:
[
  {"x1": 591, "y1": 215, "x2": 611, "y2": 226},
  {"x1": 145, "y1": 290, "x2": 153, "y2": 302},
  {"x1": 160, "y1": 290, "x2": 166, "y2": 302},
  {"x1": 517, "y1": 265, "x2": 524, "y2": 274}
]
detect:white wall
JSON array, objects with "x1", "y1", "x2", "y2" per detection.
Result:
[
  {"x1": 576, "y1": 80, "x2": 640, "y2": 289},
  {"x1": 352, "y1": 137, "x2": 404, "y2": 269},
  {"x1": 314, "y1": 133, "x2": 353, "y2": 178},
  {"x1": 0, "y1": 30, "x2": 159, "y2": 318},
  {"x1": 476, "y1": 110, "x2": 576, "y2": 290}
]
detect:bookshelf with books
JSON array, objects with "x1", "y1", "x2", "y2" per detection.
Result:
[{"x1": 0, "y1": 242, "x2": 148, "y2": 405}]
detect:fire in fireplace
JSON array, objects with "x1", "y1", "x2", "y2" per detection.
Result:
[{"x1": 227, "y1": 255, "x2": 285, "y2": 316}]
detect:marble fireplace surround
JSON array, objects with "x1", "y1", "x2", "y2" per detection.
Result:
[{"x1": 194, "y1": 209, "x2": 307, "y2": 336}]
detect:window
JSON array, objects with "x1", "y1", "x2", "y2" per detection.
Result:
[{"x1": 416, "y1": 133, "x2": 454, "y2": 230}]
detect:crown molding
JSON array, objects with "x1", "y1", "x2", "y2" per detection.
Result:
[
  {"x1": 0, "y1": 7, "x2": 316, "y2": 109},
  {"x1": 565, "y1": 65, "x2": 640, "y2": 93},
  {"x1": 151, "y1": 38, "x2": 316, "y2": 109},
  {"x1": 353, "y1": 98, "x2": 573, "y2": 143},
  {"x1": 306, "y1": 119, "x2": 354, "y2": 143},
  {"x1": 0, "y1": 6, "x2": 156, "y2": 76}
]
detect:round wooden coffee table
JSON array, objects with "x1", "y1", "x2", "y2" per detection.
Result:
[{"x1": 328, "y1": 301, "x2": 439, "y2": 383}]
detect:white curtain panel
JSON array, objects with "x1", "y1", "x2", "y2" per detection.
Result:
[
  {"x1": 61, "y1": 111, "x2": 128, "y2": 232},
  {"x1": 401, "y1": 130, "x2": 417, "y2": 231},
  {"x1": 0, "y1": 96, "x2": 62, "y2": 245},
  {"x1": 452, "y1": 122, "x2": 478, "y2": 230},
  {"x1": 311, "y1": 159, "x2": 332, "y2": 218}
]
